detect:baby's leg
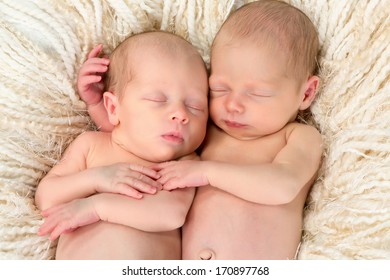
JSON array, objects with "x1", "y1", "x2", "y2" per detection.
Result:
[{"x1": 56, "y1": 221, "x2": 181, "y2": 259}]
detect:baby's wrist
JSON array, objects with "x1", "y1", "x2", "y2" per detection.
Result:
[
  {"x1": 87, "y1": 98, "x2": 104, "y2": 108},
  {"x1": 91, "y1": 194, "x2": 106, "y2": 221},
  {"x1": 90, "y1": 166, "x2": 103, "y2": 194}
]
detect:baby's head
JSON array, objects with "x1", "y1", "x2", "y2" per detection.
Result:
[
  {"x1": 105, "y1": 31, "x2": 207, "y2": 96},
  {"x1": 208, "y1": 0, "x2": 320, "y2": 140},
  {"x1": 212, "y1": 0, "x2": 319, "y2": 83},
  {"x1": 103, "y1": 31, "x2": 209, "y2": 162}
]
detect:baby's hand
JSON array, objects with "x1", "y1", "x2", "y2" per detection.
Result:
[
  {"x1": 38, "y1": 198, "x2": 98, "y2": 240},
  {"x1": 95, "y1": 163, "x2": 162, "y2": 199},
  {"x1": 77, "y1": 44, "x2": 109, "y2": 106},
  {"x1": 154, "y1": 160, "x2": 209, "y2": 190}
]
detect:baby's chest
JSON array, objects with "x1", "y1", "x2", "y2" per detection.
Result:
[
  {"x1": 201, "y1": 133, "x2": 286, "y2": 164},
  {"x1": 87, "y1": 146, "x2": 151, "y2": 168}
]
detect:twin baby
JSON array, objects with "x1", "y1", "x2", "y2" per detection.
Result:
[{"x1": 35, "y1": 0, "x2": 323, "y2": 260}]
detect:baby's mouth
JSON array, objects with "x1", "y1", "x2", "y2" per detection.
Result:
[
  {"x1": 161, "y1": 132, "x2": 184, "y2": 144},
  {"x1": 224, "y1": 120, "x2": 246, "y2": 128}
]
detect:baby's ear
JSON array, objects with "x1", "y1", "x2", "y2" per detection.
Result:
[
  {"x1": 103, "y1": 91, "x2": 120, "y2": 126},
  {"x1": 299, "y1": 75, "x2": 319, "y2": 110}
]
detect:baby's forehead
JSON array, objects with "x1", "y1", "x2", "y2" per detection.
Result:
[
  {"x1": 122, "y1": 32, "x2": 199, "y2": 57},
  {"x1": 109, "y1": 32, "x2": 208, "y2": 96}
]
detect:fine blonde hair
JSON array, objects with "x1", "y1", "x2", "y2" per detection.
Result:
[
  {"x1": 212, "y1": 0, "x2": 319, "y2": 82},
  {"x1": 105, "y1": 31, "x2": 204, "y2": 98}
]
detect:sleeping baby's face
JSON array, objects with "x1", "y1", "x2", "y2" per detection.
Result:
[
  {"x1": 209, "y1": 40, "x2": 316, "y2": 140},
  {"x1": 111, "y1": 44, "x2": 209, "y2": 162}
]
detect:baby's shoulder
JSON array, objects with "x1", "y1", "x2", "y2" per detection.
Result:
[
  {"x1": 285, "y1": 122, "x2": 321, "y2": 138},
  {"x1": 284, "y1": 122, "x2": 323, "y2": 150},
  {"x1": 71, "y1": 131, "x2": 110, "y2": 150},
  {"x1": 76, "y1": 130, "x2": 108, "y2": 141}
]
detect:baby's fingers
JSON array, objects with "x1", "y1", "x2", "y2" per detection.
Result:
[
  {"x1": 49, "y1": 222, "x2": 72, "y2": 241},
  {"x1": 87, "y1": 44, "x2": 103, "y2": 59},
  {"x1": 37, "y1": 223, "x2": 51, "y2": 237},
  {"x1": 41, "y1": 204, "x2": 64, "y2": 217},
  {"x1": 79, "y1": 60, "x2": 109, "y2": 75},
  {"x1": 157, "y1": 170, "x2": 177, "y2": 185},
  {"x1": 135, "y1": 173, "x2": 163, "y2": 190},
  {"x1": 78, "y1": 75, "x2": 102, "y2": 89},
  {"x1": 151, "y1": 161, "x2": 176, "y2": 172},
  {"x1": 121, "y1": 175, "x2": 161, "y2": 195},
  {"x1": 116, "y1": 183, "x2": 144, "y2": 199},
  {"x1": 128, "y1": 164, "x2": 161, "y2": 180},
  {"x1": 38, "y1": 216, "x2": 58, "y2": 237},
  {"x1": 157, "y1": 174, "x2": 168, "y2": 185},
  {"x1": 39, "y1": 215, "x2": 75, "y2": 240},
  {"x1": 161, "y1": 178, "x2": 182, "y2": 191}
]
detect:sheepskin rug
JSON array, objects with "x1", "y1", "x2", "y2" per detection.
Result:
[{"x1": 0, "y1": 0, "x2": 389, "y2": 259}]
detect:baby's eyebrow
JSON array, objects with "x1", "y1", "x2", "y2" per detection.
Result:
[
  {"x1": 187, "y1": 96, "x2": 207, "y2": 105},
  {"x1": 208, "y1": 75, "x2": 225, "y2": 84},
  {"x1": 142, "y1": 91, "x2": 165, "y2": 98},
  {"x1": 209, "y1": 81, "x2": 228, "y2": 89}
]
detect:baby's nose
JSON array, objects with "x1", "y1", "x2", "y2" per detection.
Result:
[
  {"x1": 225, "y1": 94, "x2": 244, "y2": 113},
  {"x1": 170, "y1": 106, "x2": 189, "y2": 124}
]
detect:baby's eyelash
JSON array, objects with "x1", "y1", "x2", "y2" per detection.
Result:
[
  {"x1": 250, "y1": 93, "x2": 271, "y2": 97},
  {"x1": 210, "y1": 89, "x2": 228, "y2": 96},
  {"x1": 147, "y1": 99, "x2": 166, "y2": 102},
  {"x1": 187, "y1": 105, "x2": 204, "y2": 111}
]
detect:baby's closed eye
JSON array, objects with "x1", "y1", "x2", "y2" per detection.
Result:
[
  {"x1": 143, "y1": 93, "x2": 167, "y2": 102},
  {"x1": 185, "y1": 102, "x2": 205, "y2": 112},
  {"x1": 210, "y1": 88, "x2": 229, "y2": 97}
]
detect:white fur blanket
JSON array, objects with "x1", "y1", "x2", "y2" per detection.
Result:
[{"x1": 0, "y1": 0, "x2": 389, "y2": 259}]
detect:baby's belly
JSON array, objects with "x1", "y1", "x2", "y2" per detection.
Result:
[
  {"x1": 182, "y1": 187, "x2": 302, "y2": 260},
  {"x1": 56, "y1": 221, "x2": 181, "y2": 260}
]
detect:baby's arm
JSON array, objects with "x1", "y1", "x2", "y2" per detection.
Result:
[
  {"x1": 96, "y1": 187, "x2": 194, "y2": 229},
  {"x1": 38, "y1": 153, "x2": 198, "y2": 240},
  {"x1": 78, "y1": 45, "x2": 113, "y2": 132},
  {"x1": 91, "y1": 153, "x2": 196, "y2": 231},
  {"x1": 39, "y1": 188, "x2": 195, "y2": 240},
  {"x1": 206, "y1": 125, "x2": 322, "y2": 204},
  {"x1": 35, "y1": 132, "x2": 161, "y2": 211},
  {"x1": 158, "y1": 125, "x2": 323, "y2": 205}
]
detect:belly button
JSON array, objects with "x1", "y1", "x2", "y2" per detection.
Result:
[{"x1": 199, "y1": 248, "x2": 215, "y2": 260}]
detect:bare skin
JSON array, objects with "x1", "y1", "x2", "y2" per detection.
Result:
[
  {"x1": 69, "y1": 37, "x2": 322, "y2": 259},
  {"x1": 155, "y1": 39, "x2": 323, "y2": 259},
  {"x1": 182, "y1": 123, "x2": 316, "y2": 260},
  {"x1": 70, "y1": 1, "x2": 323, "y2": 260},
  {"x1": 55, "y1": 133, "x2": 187, "y2": 260},
  {"x1": 35, "y1": 32, "x2": 209, "y2": 260},
  {"x1": 57, "y1": 221, "x2": 181, "y2": 259}
]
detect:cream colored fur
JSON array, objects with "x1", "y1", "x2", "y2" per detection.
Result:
[{"x1": 0, "y1": 0, "x2": 389, "y2": 259}]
